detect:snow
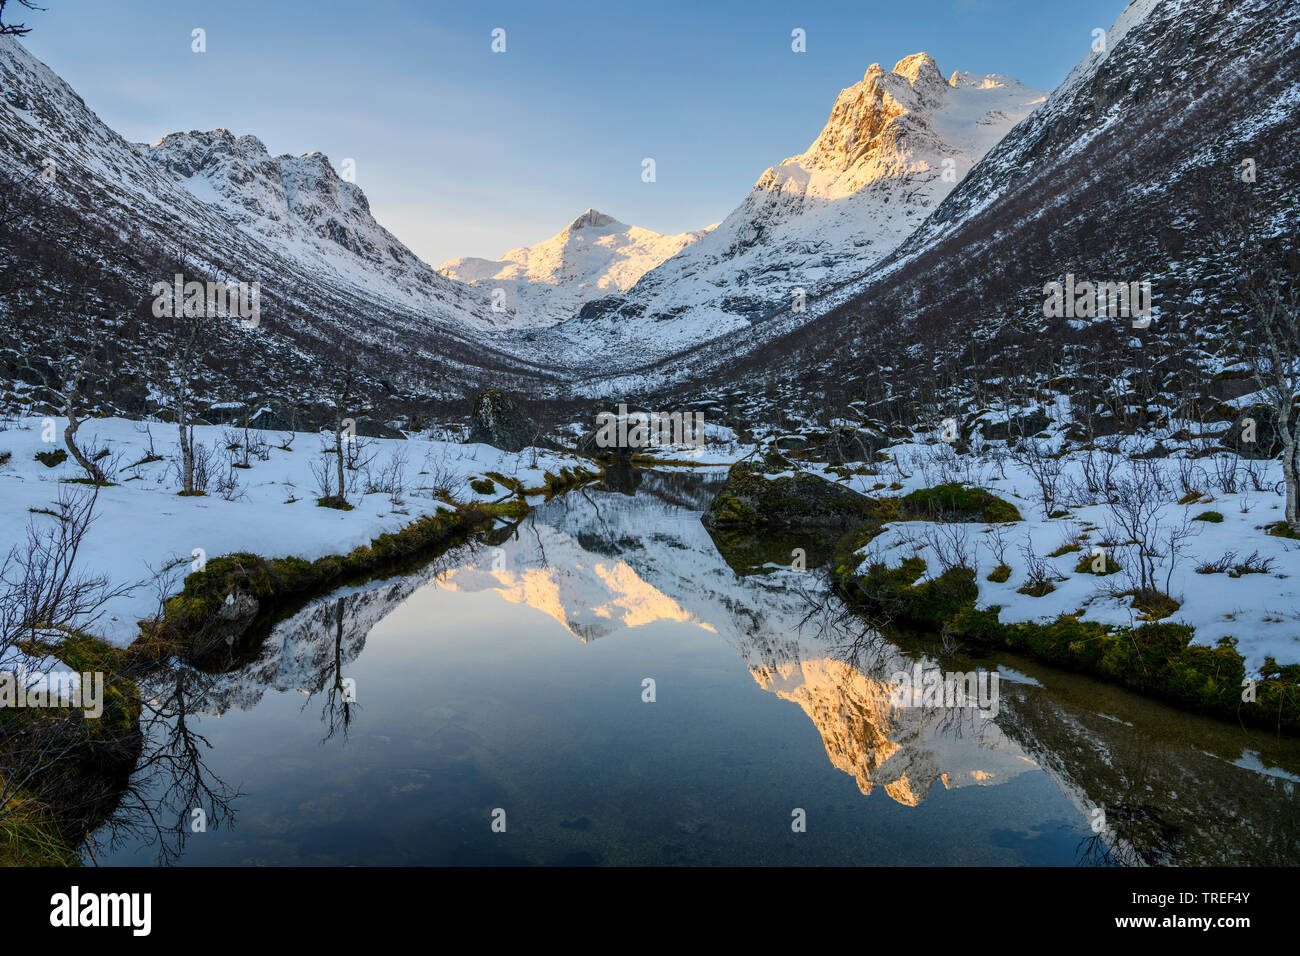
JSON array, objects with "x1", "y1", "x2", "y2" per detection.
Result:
[
  {"x1": 0, "y1": 417, "x2": 589, "y2": 648},
  {"x1": 437, "y1": 209, "x2": 715, "y2": 329}
]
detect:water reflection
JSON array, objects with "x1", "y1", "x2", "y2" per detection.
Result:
[{"x1": 93, "y1": 470, "x2": 1300, "y2": 865}]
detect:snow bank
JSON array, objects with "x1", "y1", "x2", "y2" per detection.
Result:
[{"x1": 0, "y1": 417, "x2": 588, "y2": 647}]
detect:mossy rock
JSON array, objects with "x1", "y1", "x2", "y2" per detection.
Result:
[
  {"x1": 987, "y1": 564, "x2": 1012, "y2": 583},
  {"x1": 702, "y1": 461, "x2": 887, "y2": 531},
  {"x1": 1193, "y1": 510, "x2": 1224, "y2": 523},
  {"x1": 1017, "y1": 580, "x2": 1057, "y2": 598},
  {"x1": 469, "y1": 477, "x2": 496, "y2": 495}
]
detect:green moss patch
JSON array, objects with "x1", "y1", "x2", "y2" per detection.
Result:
[
  {"x1": 899, "y1": 483, "x2": 1022, "y2": 523},
  {"x1": 1075, "y1": 552, "x2": 1121, "y2": 575},
  {"x1": 35, "y1": 449, "x2": 67, "y2": 468}
]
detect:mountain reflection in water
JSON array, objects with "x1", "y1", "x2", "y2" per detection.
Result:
[{"x1": 95, "y1": 470, "x2": 1300, "y2": 866}]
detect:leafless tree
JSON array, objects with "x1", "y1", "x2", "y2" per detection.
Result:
[
  {"x1": 0, "y1": 485, "x2": 136, "y2": 833},
  {"x1": 169, "y1": 295, "x2": 208, "y2": 496},
  {"x1": 0, "y1": 0, "x2": 43, "y2": 36}
]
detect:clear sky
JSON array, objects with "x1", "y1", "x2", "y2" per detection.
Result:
[{"x1": 20, "y1": 0, "x2": 1130, "y2": 266}]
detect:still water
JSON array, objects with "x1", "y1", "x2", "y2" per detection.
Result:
[{"x1": 94, "y1": 471, "x2": 1300, "y2": 865}]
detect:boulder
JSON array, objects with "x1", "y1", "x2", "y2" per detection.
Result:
[
  {"x1": 1221, "y1": 404, "x2": 1287, "y2": 460},
  {"x1": 702, "y1": 460, "x2": 882, "y2": 531},
  {"x1": 467, "y1": 388, "x2": 551, "y2": 453}
]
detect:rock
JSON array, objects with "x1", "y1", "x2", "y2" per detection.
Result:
[
  {"x1": 467, "y1": 388, "x2": 552, "y2": 453},
  {"x1": 702, "y1": 460, "x2": 882, "y2": 531},
  {"x1": 353, "y1": 418, "x2": 406, "y2": 440},
  {"x1": 979, "y1": 409, "x2": 1051, "y2": 442},
  {"x1": 803, "y1": 426, "x2": 882, "y2": 463},
  {"x1": 1221, "y1": 405, "x2": 1286, "y2": 460}
]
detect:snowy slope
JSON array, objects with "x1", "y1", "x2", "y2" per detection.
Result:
[
  {"x1": 538, "y1": 54, "x2": 1044, "y2": 374},
  {"x1": 0, "y1": 35, "x2": 564, "y2": 418},
  {"x1": 438, "y1": 209, "x2": 715, "y2": 328},
  {"x1": 141, "y1": 127, "x2": 502, "y2": 323}
]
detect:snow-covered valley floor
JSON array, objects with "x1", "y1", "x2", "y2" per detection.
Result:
[{"x1": 0, "y1": 416, "x2": 592, "y2": 647}]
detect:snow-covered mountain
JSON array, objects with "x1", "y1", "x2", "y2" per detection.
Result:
[
  {"x1": 141, "y1": 127, "x2": 483, "y2": 317},
  {"x1": 0, "y1": 35, "x2": 562, "y2": 421},
  {"x1": 599, "y1": 0, "x2": 1300, "y2": 402},
  {"x1": 538, "y1": 54, "x2": 1044, "y2": 375},
  {"x1": 438, "y1": 209, "x2": 714, "y2": 329}
]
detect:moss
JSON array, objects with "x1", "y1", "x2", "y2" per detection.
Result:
[
  {"x1": 987, "y1": 564, "x2": 1012, "y2": 583},
  {"x1": 1048, "y1": 543, "x2": 1082, "y2": 557},
  {"x1": 1130, "y1": 589, "x2": 1180, "y2": 621},
  {"x1": 484, "y1": 471, "x2": 523, "y2": 495},
  {"x1": 529, "y1": 466, "x2": 599, "y2": 498},
  {"x1": 35, "y1": 449, "x2": 67, "y2": 468},
  {"x1": 1193, "y1": 510, "x2": 1224, "y2": 523},
  {"x1": 145, "y1": 503, "x2": 498, "y2": 664},
  {"x1": 1265, "y1": 521, "x2": 1299, "y2": 539},
  {"x1": 469, "y1": 477, "x2": 496, "y2": 495},
  {"x1": 705, "y1": 462, "x2": 891, "y2": 530},
  {"x1": 1075, "y1": 552, "x2": 1121, "y2": 575},
  {"x1": 899, "y1": 483, "x2": 1022, "y2": 523},
  {"x1": 1017, "y1": 580, "x2": 1057, "y2": 597},
  {"x1": 316, "y1": 495, "x2": 354, "y2": 511}
]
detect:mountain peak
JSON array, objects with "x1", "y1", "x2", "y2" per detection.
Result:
[
  {"x1": 892, "y1": 52, "x2": 943, "y2": 87},
  {"x1": 566, "y1": 208, "x2": 619, "y2": 232}
]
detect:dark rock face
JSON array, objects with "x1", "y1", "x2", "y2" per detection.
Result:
[
  {"x1": 467, "y1": 388, "x2": 549, "y2": 453},
  {"x1": 1221, "y1": 405, "x2": 1286, "y2": 460},
  {"x1": 353, "y1": 418, "x2": 406, "y2": 440},
  {"x1": 702, "y1": 460, "x2": 880, "y2": 531}
]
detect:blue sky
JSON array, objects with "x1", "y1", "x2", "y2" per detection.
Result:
[{"x1": 22, "y1": 0, "x2": 1129, "y2": 265}]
